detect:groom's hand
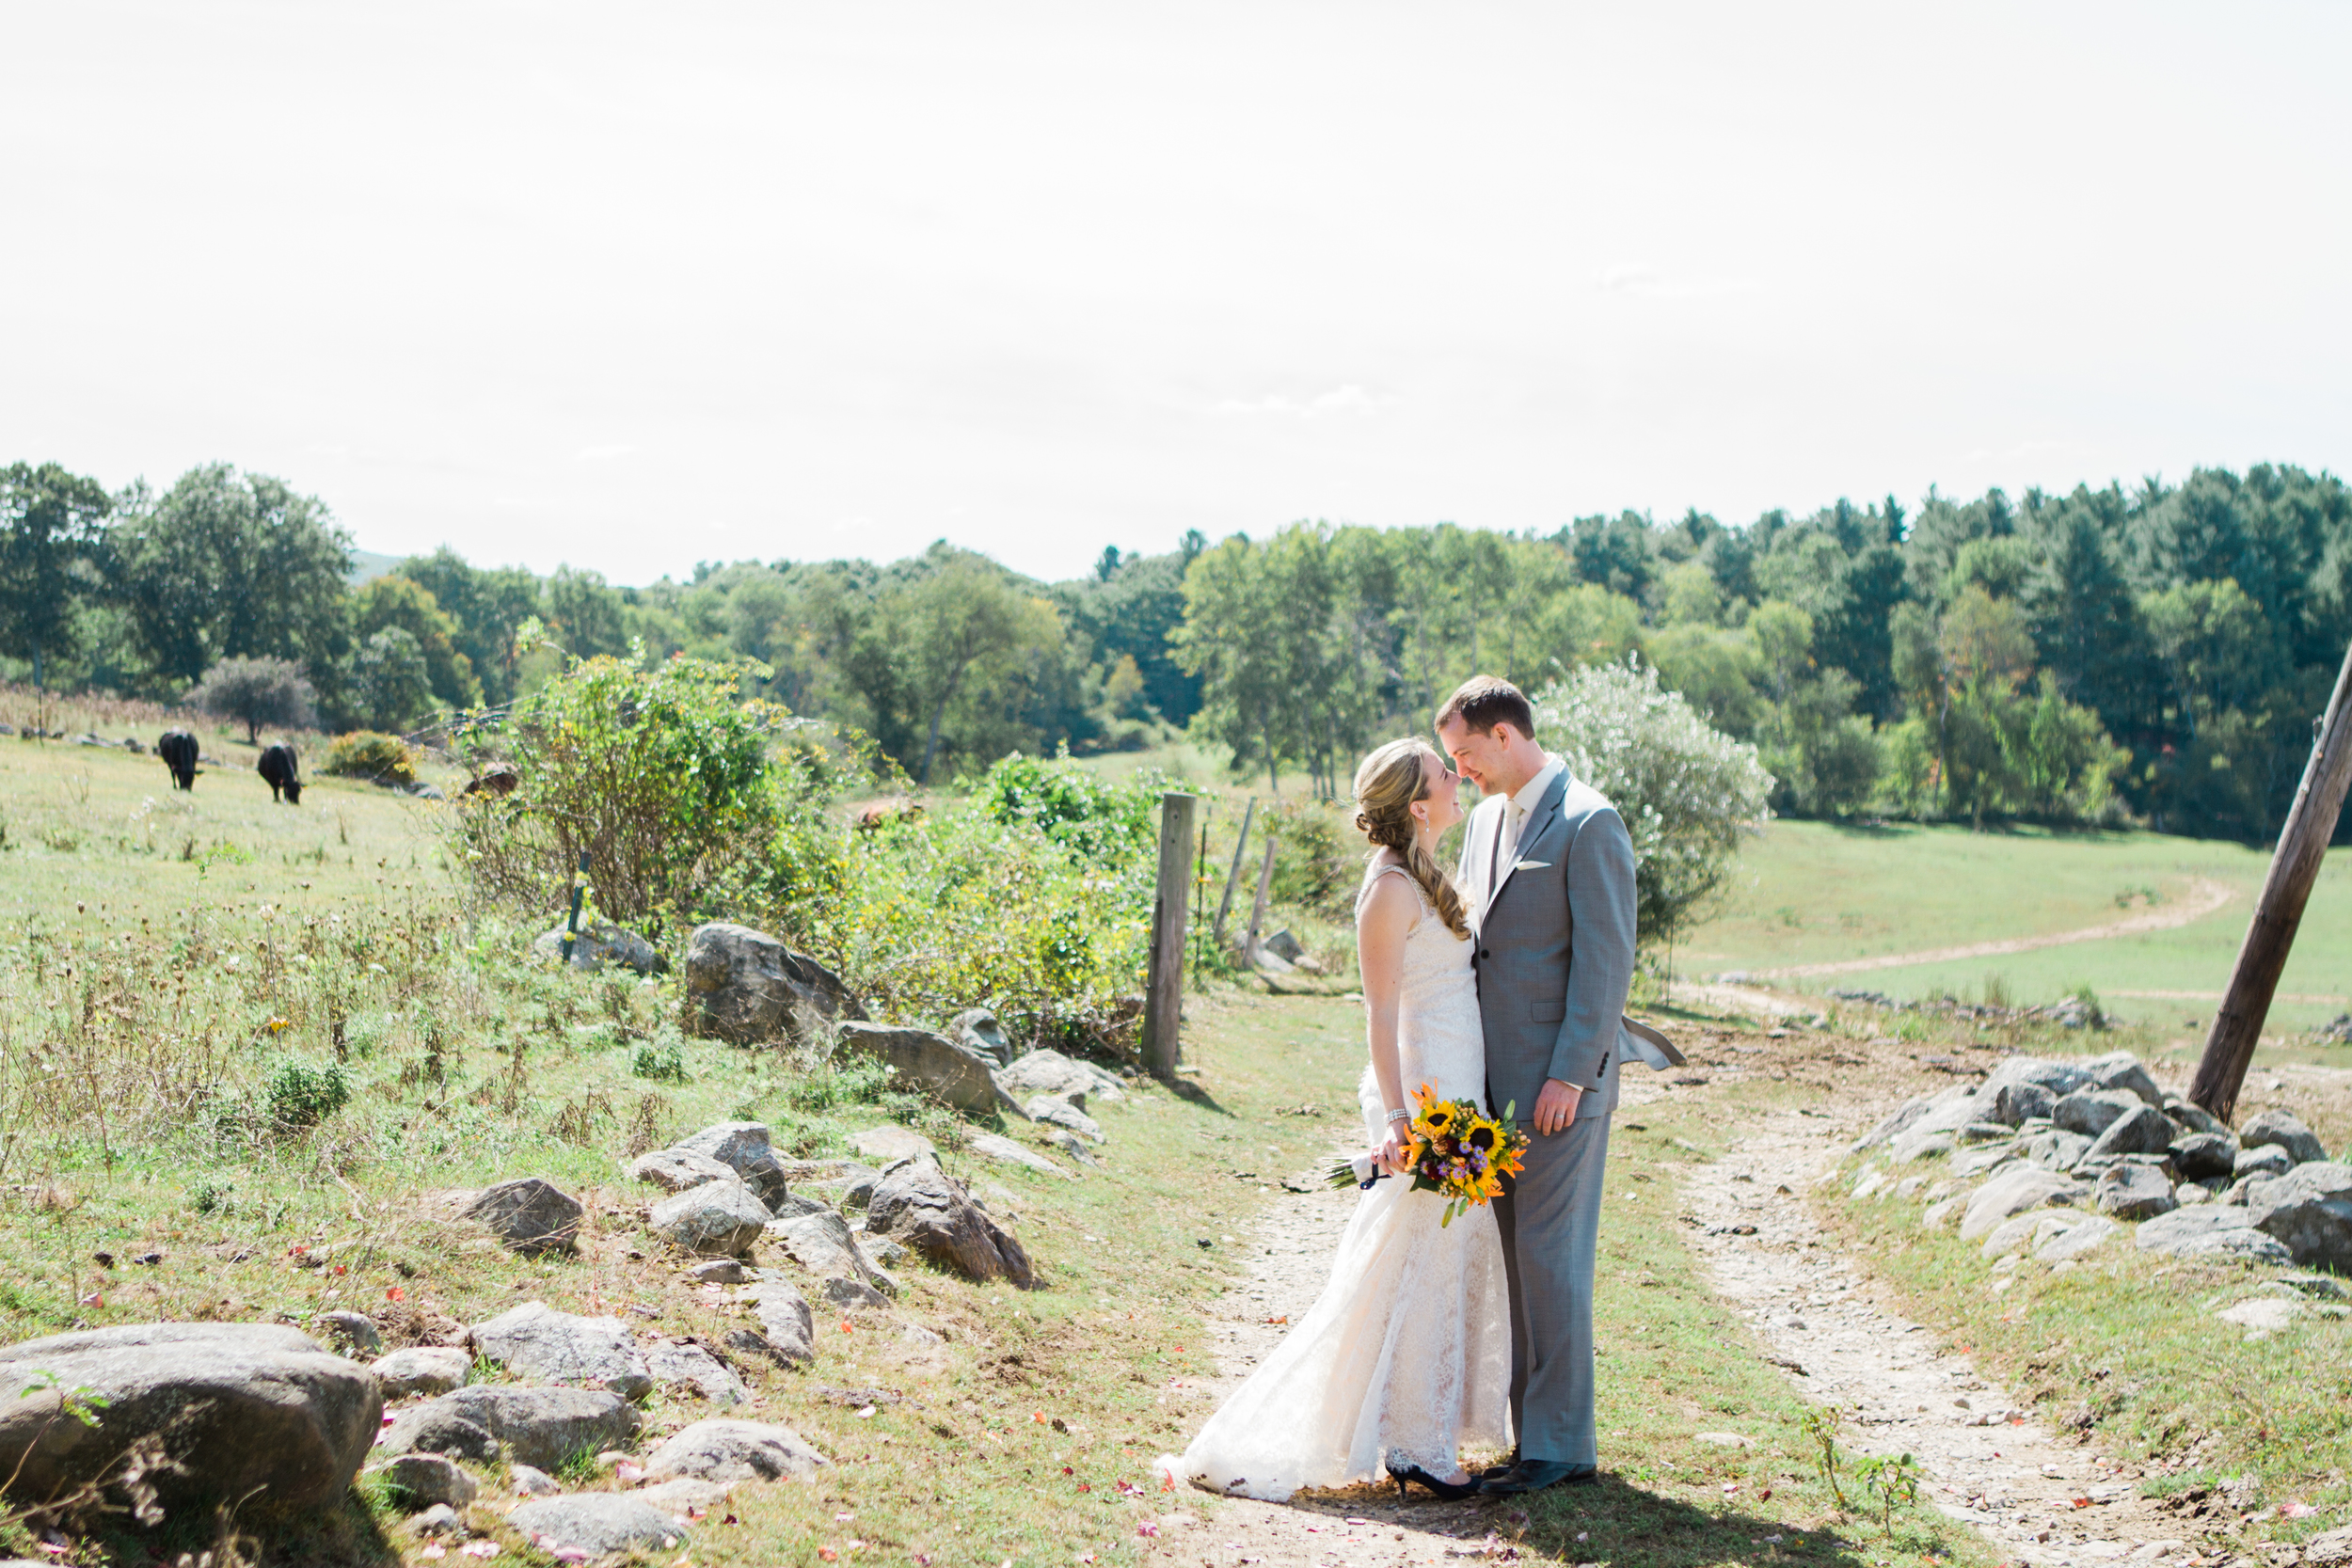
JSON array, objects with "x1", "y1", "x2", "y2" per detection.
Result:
[{"x1": 1533, "y1": 1078, "x2": 1582, "y2": 1134}]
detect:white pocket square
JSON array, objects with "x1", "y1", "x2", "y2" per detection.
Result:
[{"x1": 1513, "y1": 860, "x2": 1549, "y2": 871}]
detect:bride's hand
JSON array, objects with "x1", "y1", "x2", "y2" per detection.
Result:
[{"x1": 1375, "y1": 1125, "x2": 1410, "y2": 1176}]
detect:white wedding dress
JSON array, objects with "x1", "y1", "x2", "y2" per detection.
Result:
[{"x1": 1165, "y1": 861, "x2": 1514, "y2": 1501}]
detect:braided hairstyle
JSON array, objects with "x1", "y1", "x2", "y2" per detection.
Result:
[{"x1": 1351, "y1": 737, "x2": 1472, "y2": 942}]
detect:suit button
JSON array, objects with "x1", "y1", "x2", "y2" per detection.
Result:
[{"x1": 1479, "y1": 949, "x2": 1490, "y2": 959}]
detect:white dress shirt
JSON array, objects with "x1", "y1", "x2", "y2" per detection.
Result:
[{"x1": 1498, "y1": 753, "x2": 1565, "y2": 869}]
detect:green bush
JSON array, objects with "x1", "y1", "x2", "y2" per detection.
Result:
[
  {"x1": 263, "y1": 1058, "x2": 350, "y2": 1132},
  {"x1": 1533, "y1": 657, "x2": 1772, "y2": 946},
  {"x1": 452, "y1": 654, "x2": 802, "y2": 929},
  {"x1": 321, "y1": 731, "x2": 419, "y2": 785},
  {"x1": 968, "y1": 752, "x2": 1160, "y2": 860},
  {"x1": 797, "y1": 792, "x2": 1154, "y2": 1052}
]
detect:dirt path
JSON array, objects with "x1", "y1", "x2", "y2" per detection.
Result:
[
  {"x1": 1750, "y1": 877, "x2": 2236, "y2": 981},
  {"x1": 1145, "y1": 1163, "x2": 1509, "y2": 1568},
  {"x1": 1681, "y1": 1104, "x2": 2191, "y2": 1567}
]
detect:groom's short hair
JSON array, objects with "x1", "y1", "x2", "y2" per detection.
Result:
[{"x1": 1437, "y1": 676, "x2": 1535, "y2": 740}]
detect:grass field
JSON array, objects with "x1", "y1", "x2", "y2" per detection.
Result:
[{"x1": 1679, "y1": 820, "x2": 2352, "y2": 1034}]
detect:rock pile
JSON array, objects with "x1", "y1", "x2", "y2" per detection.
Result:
[{"x1": 1852, "y1": 1048, "x2": 2347, "y2": 1272}]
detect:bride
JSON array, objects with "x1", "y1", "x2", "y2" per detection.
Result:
[{"x1": 1164, "y1": 737, "x2": 1512, "y2": 1502}]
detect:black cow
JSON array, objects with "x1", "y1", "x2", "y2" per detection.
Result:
[
  {"x1": 258, "y1": 743, "x2": 302, "y2": 804},
  {"x1": 157, "y1": 729, "x2": 199, "y2": 790}
]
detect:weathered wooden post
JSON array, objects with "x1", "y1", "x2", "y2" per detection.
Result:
[
  {"x1": 1242, "y1": 835, "x2": 1279, "y2": 965},
  {"x1": 1142, "y1": 791, "x2": 1199, "y2": 1077},
  {"x1": 1212, "y1": 797, "x2": 1257, "y2": 947},
  {"x1": 2189, "y1": 638, "x2": 2352, "y2": 1122}
]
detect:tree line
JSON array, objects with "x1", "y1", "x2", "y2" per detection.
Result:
[{"x1": 5, "y1": 455, "x2": 2347, "y2": 841}]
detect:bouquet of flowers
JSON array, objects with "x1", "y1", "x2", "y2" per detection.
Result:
[{"x1": 1327, "y1": 1084, "x2": 1530, "y2": 1227}]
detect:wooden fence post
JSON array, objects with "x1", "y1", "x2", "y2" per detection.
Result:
[
  {"x1": 1142, "y1": 791, "x2": 1199, "y2": 1077},
  {"x1": 1243, "y1": 835, "x2": 1278, "y2": 965},
  {"x1": 1212, "y1": 797, "x2": 1256, "y2": 947},
  {"x1": 2189, "y1": 637, "x2": 2352, "y2": 1121}
]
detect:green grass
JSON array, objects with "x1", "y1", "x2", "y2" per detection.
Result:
[{"x1": 1681, "y1": 820, "x2": 2352, "y2": 1032}]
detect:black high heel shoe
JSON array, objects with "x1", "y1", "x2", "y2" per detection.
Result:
[{"x1": 1391, "y1": 1461, "x2": 1480, "y2": 1502}]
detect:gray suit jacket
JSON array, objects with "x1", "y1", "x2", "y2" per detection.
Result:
[{"x1": 1461, "y1": 763, "x2": 1664, "y2": 1126}]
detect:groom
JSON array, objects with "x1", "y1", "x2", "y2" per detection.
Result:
[{"x1": 1438, "y1": 675, "x2": 1638, "y2": 1496}]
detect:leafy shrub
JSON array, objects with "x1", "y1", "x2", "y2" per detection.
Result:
[
  {"x1": 969, "y1": 752, "x2": 1160, "y2": 859},
  {"x1": 189, "y1": 656, "x2": 314, "y2": 744},
  {"x1": 798, "y1": 794, "x2": 1154, "y2": 1051},
  {"x1": 263, "y1": 1058, "x2": 350, "y2": 1132},
  {"x1": 452, "y1": 654, "x2": 803, "y2": 928},
  {"x1": 322, "y1": 731, "x2": 420, "y2": 785},
  {"x1": 1532, "y1": 657, "x2": 1772, "y2": 946},
  {"x1": 1261, "y1": 797, "x2": 1357, "y2": 918},
  {"x1": 631, "y1": 1034, "x2": 689, "y2": 1084}
]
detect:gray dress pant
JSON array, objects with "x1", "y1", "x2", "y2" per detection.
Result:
[{"x1": 1490, "y1": 1113, "x2": 1610, "y2": 1465}]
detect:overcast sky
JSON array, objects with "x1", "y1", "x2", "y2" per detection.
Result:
[{"x1": 7, "y1": 2, "x2": 2348, "y2": 585}]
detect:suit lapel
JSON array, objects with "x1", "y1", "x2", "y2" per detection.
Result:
[{"x1": 1482, "y1": 764, "x2": 1567, "y2": 919}]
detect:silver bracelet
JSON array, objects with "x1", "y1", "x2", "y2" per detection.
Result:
[{"x1": 1384, "y1": 1108, "x2": 1410, "y2": 1124}]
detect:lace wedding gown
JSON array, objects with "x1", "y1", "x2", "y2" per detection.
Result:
[{"x1": 1164, "y1": 862, "x2": 1513, "y2": 1501}]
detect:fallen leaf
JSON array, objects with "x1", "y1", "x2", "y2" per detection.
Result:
[{"x1": 387, "y1": 1286, "x2": 406, "y2": 1302}]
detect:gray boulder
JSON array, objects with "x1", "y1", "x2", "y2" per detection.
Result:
[
  {"x1": 2166, "y1": 1097, "x2": 2231, "y2": 1137},
  {"x1": 2171, "y1": 1132, "x2": 2240, "y2": 1183},
  {"x1": 747, "y1": 1280, "x2": 815, "y2": 1368},
  {"x1": 1025, "y1": 1096, "x2": 1104, "y2": 1142},
  {"x1": 468, "y1": 1303, "x2": 652, "y2": 1400},
  {"x1": 511, "y1": 1496, "x2": 688, "y2": 1558},
  {"x1": 2086, "y1": 1105, "x2": 2174, "y2": 1161},
  {"x1": 2053, "y1": 1090, "x2": 2141, "y2": 1140},
  {"x1": 2172, "y1": 1227, "x2": 2295, "y2": 1265},
  {"x1": 1959, "y1": 1165, "x2": 2080, "y2": 1241},
  {"x1": 948, "y1": 1007, "x2": 1013, "y2": 1066},
  {"x1": 794, "y1": 1164, "x2": 882, "y2": 1212},
  {"x1": 821, "y1": 1277, "x2": 891, "y2": 1310},
  {"x1": 1993, "y1": 1081, "x2": 2057, "y2": 1126},
  {"x1": 315, "y1": 1309, "x2": 382, "y2": 1356},
  {"x1": 2236, "y1": 1144, "x2": 2296, "y2": 1181},
  {"x1": 2024, "y1": 1127, "x2": 2093, "y2": 1172},
  {"x1": 652, "y1": 1180, "x2": 773, "y2": 1257},
  {"x1": 2095, "y1": 1162, "x2": 2177, "y2": 1221},
  {"x1": 2137, "y1": 1204, "x2": 2256, "y2": 1252},
  {"x1": 2085, "y1": 1052, "x2": 2165, "y2": 1108},
  {"x1": 1980, "y1": 1055, "x2": 2096, "y2": 1101},
  {"x1": 2241, "y1": 1107, "x2": 2328, "y2": 1165},
  {"x1": 849, "y1": 1125, "x2": 934, "y2": 1164},
  {"x1": 769, "y1": 1210, "x2": 888, "y2": 1291},
  {"x1": 675, "y1": 1121, "x2": 793, "y2": 1210},
  {"x1": 509, "y1": 1463, "x2": 560, "y2": 1497},
  {"x1": 995, "y1": 1048, "x2": 1127, "y2": 1105},
  {"x1": 644, "y1": 1418, "x2": 829, "y2": 1483},
  {"x1": 2036, "y1": 1215, "x2": 2120, "y2": 1262},
  {"x1": 461, "y1": 1176, "x2": 582, "y2": 1255},
  {"x1": 369, "y1": 1346, "x2": 471, "y2": 1400},
  {"x1": 834, "y1": 1022, "x2": 1007, "y2": 1115},
  {"x1": 532, "y1": 921, "x2": 666, "y2": 976},
  {"x1": 381, "y1": 1386, "x2": 638, "y2": 1470},
  {"x1": 0, "y1": 1322, "x2": 381, "y2": 1514},
  {"x1": 628, "y1": 1147, "x2": 737, "y2": 1194},
  {"x1": 867, "y1": 1153, "x2": 1036, "y2": 1286},
  {"x1": 684, "y1": 922, "x2": 866, "y2": 1044},
  {"x1": 367, "y1": 1452, "x2": 478, "y2": 1512},
  {"x1": 966, "y1": 1132, "x2": 1075, "y2": 1180},
  {"x1": 644, "y1": 1339, "x2": 747, "y2": 1407},
  {"x1": 2247, "y1": 1162, "x2": 2352, "y2": 1268}
]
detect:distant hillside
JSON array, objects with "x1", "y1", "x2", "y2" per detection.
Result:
[{"x1": 346, "y1": 548, "x2": 404, "y2": 585}]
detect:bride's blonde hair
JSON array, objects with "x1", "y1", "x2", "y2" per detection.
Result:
[{"x1": 1352, "y1": 738, "x2": 1471, "y2": 941}]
